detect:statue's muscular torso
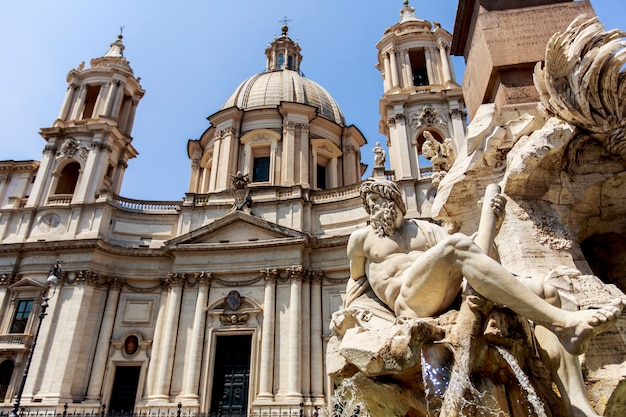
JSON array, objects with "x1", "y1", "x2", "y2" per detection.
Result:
[{"x1": 348, "y1": 219, "x2": 460, "y2": 317}]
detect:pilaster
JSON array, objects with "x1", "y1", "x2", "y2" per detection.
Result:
[
  {"x1": 151, "y1": 273, "x2": 186, "y2": 402},
  {"x1": 179, "y1": 273, "x2": 211, "y2": 403},
  {"x1": 257, "y1": 269, "x2": 278, "y2": 401},
  {"x1": 85, "y1": 277, "x2": 124, "y2": 402},
  {"x1": 286, "y1": 266, "x2": 303, "y2": 399}
]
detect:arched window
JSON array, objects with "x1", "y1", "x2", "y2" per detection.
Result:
[
  {"x1": 0, "y1": 360, "x2": 14, "y2": 401},
  {"x1": 278, "y1": 54, "x2": 284, "y2": 70},
  {"x1": 55, "y1": 162, "x2": 80, "y2": 195},
  {"x1": 287, "y1": 56, "x2": 293, "y2": 70}
]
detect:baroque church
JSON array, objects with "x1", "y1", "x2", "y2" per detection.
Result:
[
  {"x1": 0, "y1": 3, "x2": 463, "y2": 416},
  {"x1": 2, "y1": 0, "x2": 625, "y2": 416}
]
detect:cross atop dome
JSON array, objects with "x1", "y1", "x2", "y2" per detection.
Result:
[{"x1": 279, "y1": 16, "x2": 291, "y2": 36}]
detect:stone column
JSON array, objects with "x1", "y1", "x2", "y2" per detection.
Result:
[
  {"x1": 298, "y1": 124, "x2": 310, "y2": 187},
  {"x1": 23, "y1": 277, "x2": 65, "y2": 399},
  {"x1": 383, "y1": 54, "x2": 392, "y2": 92},
  {"x1": 214, "y1": 127, "x2": 236, "y2": 191},
  {"x1": 58, "y1": 83, "x2": 77, "y2": 120},
  {"x1": 124, "y1": 98, "x2": 140, "y2": 134},
  {"x1": 94, "y1": 82, "x2": 111, "y2": 117},
  {"x1": 257, "y1": 269, "x2": 278, "y2": 400},
  {"x1": 111, "y1": 160, "x2": 127, "y2": 195},
  {"x1": 287, "y1": 266, "x2": 303, "y2": 399},
  {"x1": 145, "y1": 282, "x2": 169, "y2": 397},
  {"x1": 153, "y1": 273, "x2": 185, "y2": 400},
  {"x1": 69, "y1": 84, "x2": 88, "y2": 120},
  {"x1": 388, "y1": 113, "x2": 413, "y2": 179},
  {"x1": 104, "y1": 80, "x2": 120, "y2": 117},
  {"x1": 189, "y1": 158, "x2": 201, "y2": 194},
  {"x1": 449, "y1": 108, "x2": 466, "y2": 152},
  {"x1": 425, "y1": 47, "x2": 436, "y2": 86},
  {"x1": 110, "y1": 81, "x2": 125, "y2": 119},
  {"x1": 179, "y1": 273, "x2": 211, "y2": 402},
  {"x1": 301, "y1": 271, "x2": 311, "y2": 399},
  {"x1": 282, "y1": 121, "x2": 296, "y2": 186},
  {"x1": 86, "y1": 142, "x2": 112, "y2": 202},
  {"x1": 73, "y1": 135, "x2": 108, "y2": 204},
  {"x1": 85, "y1": 278, "x2": 124, "y2": 401},
  {"x1": 35, "y1": 272, "x2": 98, "y2": 398},
  {"x1": 328, "y1": 157, "x2": 338, "y2": 189},
  {"x1": 402, "y1": 49, "x2": 412, "y2": 88},
  {"x1": 26, "y1": 142, "x2": 57, "y2": 207},
  {"x1": 389, "y1": 49, "x2": 399, "y2": 88},
  {"x1": 310, "y1": 271, "x2": 324, "y2": 399},
  {"x1": 438, "y1": 40, "x2": 452, "y2": 84}
]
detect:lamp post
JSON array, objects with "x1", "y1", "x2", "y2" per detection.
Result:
[{"x1": 10, "y1": 260, "x2": 61, "y2": 417}]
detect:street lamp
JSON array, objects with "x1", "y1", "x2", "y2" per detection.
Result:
[{"x1": 10, "y1": 260, "x2": 61, "y2": 417}]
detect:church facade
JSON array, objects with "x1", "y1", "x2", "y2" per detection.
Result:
[{"x1": 0, "y1": 3, "x2": 463, "y2": 416}]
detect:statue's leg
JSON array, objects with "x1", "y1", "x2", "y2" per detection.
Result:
[
  {"x1": 443, "y1": 234, "x2": 623, "y2": 355},
  {"x1": 535, "y1": 325, "x2": 600, "y2": 417},
  {"x1": 522, "y1": 277, "x2": 600, "y2": 417}
]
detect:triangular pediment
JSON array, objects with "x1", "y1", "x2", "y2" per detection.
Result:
[
  {"x1": 166, "y1": 211, "x2": 308, "y2": 248},
  {"x1": 9, "y1": 277, "x2": 47, "y2": 292}
]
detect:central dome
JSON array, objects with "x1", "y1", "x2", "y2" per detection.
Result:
[{"x1": 221, "y1": 69, "x2": 345, "y2": 125}]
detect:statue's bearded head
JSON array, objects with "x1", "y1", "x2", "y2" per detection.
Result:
[{"x1": 360, "y1": 179, "x2": 406, "y2": 237}]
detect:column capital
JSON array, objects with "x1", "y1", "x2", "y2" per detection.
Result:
[
  {"x1": 310, "y1": 270, "x2": 324, "y2": 284},
  {"x1": 194, "y1": 271, "x2": 212, "y2": 286},
  {"x1": 163, "y1": 272, "x2": 186, "y2": 289},
  {"x1": 0, "y1": 274, "x2": 17, "y2": 287},
  {"x1": 286, "y1": 266, "x2": 307, "y2": 282},
  {"x1": 74, "y1": 270, "x2": 98, "y2": 286},
  {"x1": 107, "y1": 276, "x2": 125, "y2": 289},
  {"x1": 260, "y1": 268, "x2": 279, "y2": 284}
]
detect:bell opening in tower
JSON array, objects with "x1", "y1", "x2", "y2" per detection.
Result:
[{"x1": 409, "y1": 49, "x2": 429, "y2": 86}]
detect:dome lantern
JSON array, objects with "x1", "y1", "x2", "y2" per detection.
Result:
[{"x1": 265, "y1": 19, "x2": 302, "y2": 73}]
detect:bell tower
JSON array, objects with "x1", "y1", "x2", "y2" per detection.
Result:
[
  {"x1": 27, "y1": 34, "x2": 145, "y2": 207},
  {"x1": 376, "y1": 1, "x2": 466, "y2": 212}
]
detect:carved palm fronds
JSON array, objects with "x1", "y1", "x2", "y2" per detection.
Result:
[{"x1": 534, "y1": 15, "x2": 626, "y2": 158}]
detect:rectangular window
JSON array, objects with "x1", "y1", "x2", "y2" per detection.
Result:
[
  {"x1": 253, "y1": 156, "x2": 270, "y2": 182},
  {"x1": 10, "y1": 300, "x2": 33, "y2": 333}
]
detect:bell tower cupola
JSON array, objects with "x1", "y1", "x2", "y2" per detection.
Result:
[
  {"x1": 376, "y1": 1, "x2": 466, "y2": 213},
  {"x1": 265, "y1": 21, "x2": 302, "y2": 73},
  {"x1": 27, "y1": 33, "x2": 145, "y2": 208}
]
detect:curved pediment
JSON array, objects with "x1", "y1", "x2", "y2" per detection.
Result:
[{"x1": 165, "y1": 211, "x2": 308, "y2": 249}]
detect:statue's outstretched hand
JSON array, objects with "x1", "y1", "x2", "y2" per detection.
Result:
[{"x1": 491, "y1": 194, "x2": 507, "y2": 235}]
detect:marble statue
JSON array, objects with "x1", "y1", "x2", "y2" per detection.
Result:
[
  {"x1": 329, "y1": 178, "x2": 623, "y2": 417},
  {"x1": 348, "y1": 178, "x2": 620, "y2": 354},
  {"x1": 372, "y1": 142, "x2": 386, "y2": 168}
]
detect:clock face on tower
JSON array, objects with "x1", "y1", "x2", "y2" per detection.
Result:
[{"x1": 39, "y1": 213, "x2": 61, "y2": 232}]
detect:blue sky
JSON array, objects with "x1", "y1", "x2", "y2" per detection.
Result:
[{"x1": 0, "y1": 1, "x2": 623, "y2": 201}]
